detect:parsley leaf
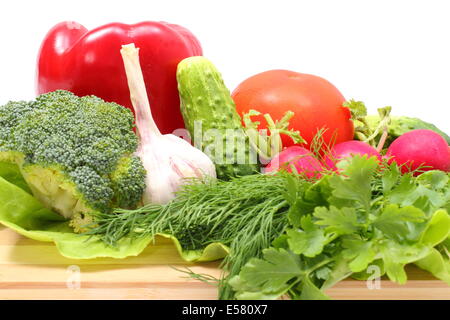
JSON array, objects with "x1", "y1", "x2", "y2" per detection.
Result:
[
  {"x1": 372, "y1": 204, "x2": 425, "y2": 241},
  {"x1": 232, "y1": 248, "x2": 303, "y2": 295},
  {"x1": 287, "y1": 216, "x2": 328, "y2": 257},
  {"x1": 297, "y1": 276, "x2": 331, "y2": 300},
  {"x1": 345, "y1": 99, "x2": 368, "y2": 119},
  {"x1": 381, "y1": 241, "x2": 430, "y2": 284},
  {"x1": 381, "y1": 162, "x2": 401, "y2": 193},
  {"x1": 328, "y1": 155, "x2": 379, "y2": 211},
  {"x1": 342, "y1": 238, "x2": 376, "y2": 272},
  {"x1": 314, "y1": 206, "x2": 360, "y2": 235},
  {"x1": 417, "y1": 170, "x2": 449, "y2": 190},
  {"x1": 289, "y1": 177, "x2": 332, "y2": 227},
  {"x1": 388, "y1": 171, "x2": 447, "y2": 214}
]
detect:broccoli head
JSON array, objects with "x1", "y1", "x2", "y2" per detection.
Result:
[{"x1": 0, "y1": 90, "x2": 146, "y2": 232}]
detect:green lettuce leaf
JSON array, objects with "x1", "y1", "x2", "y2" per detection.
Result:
[
  {"x1": 0, "y1": 162, "x2": 228, "y2": 261},
  {"x1": 414, "y1": 248, "x2": 450, "y2": 285}
]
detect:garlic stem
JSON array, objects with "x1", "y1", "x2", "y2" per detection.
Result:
[{"x1": 120, "y1": 43, "x2": 161, "y2": 140}]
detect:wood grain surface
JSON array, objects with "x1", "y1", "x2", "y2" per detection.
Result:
[{"x1": 0, "y1": 226, "x2": 448, "y2": 300}]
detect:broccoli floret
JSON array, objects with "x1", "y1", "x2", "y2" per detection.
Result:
[
  {"x1": 70, "y1": 212, "x2": 97, "y2": 234},
  {"x1": 0, "y1": 90, "x2": 146, "y2": 232},
  {"x1": 110, "y1": 155, "x2": 146, "y2": 208},
  {"x1": 0, "y1": 100, "x2": 36, "y2": 163}
]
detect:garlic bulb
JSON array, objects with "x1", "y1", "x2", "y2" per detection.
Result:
[{"x1": 120, "y1": 43, "x2": 216, "y2": 204}]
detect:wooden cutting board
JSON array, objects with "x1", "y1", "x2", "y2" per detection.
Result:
[{"x1": 0, "y1": 226, "x2": 448, "y2": 300}]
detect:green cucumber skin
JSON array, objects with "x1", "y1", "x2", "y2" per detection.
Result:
[
  {"x1": 365, "y1": 115, "x2": 450, "y2": 146},
  {"x1": 177, "y1": 57, "x2": 259, "y2": 180}
]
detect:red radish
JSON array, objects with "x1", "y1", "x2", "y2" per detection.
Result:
[
  {"x1": 386, "y1": 129, "x2": 450, "y2": 174},
  {"x1": 265, "y1": 146, "x2": 324, "y2": 178},
  {"x1": 324, "y1": 140, "x2": 381, "y2": 171}
]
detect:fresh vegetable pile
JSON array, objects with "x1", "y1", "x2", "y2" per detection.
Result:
[{"x1": 0, "y1": 20, "x2": 449, "y2": 300}]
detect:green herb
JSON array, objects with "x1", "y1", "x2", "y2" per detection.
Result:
[
  {"x1": 243, "y1": 109, "x2": 306, "y2": 162},
  {"x1": 86, "y1": 173, "x2": 311, "y2": 299},
  {"x1": 345, "y1": 99, "x2": 391, "y2": 152},
  {"x1": 87, "y1": 156, "x2": 449, "y2": 300},
  {"x1": 230, "y1": 156, "x2": 450, "y2": 299}
]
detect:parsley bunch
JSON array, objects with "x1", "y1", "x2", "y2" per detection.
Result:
[{"x1": 230, "y1": 156, "x2": 450, "y2": 299}]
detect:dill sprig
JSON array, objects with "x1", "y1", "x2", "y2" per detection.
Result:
[
  {"x1": 86, "y1": 173, "x2": 310, "y2": 300},
  {"x1": 170, "y1": 266, "x2": 220, "y2": 286}
]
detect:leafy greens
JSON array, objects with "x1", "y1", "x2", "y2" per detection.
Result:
[
  {"x1": 0, "y1": 161, "x2": 226, "y2": 261},
  {"x1": 230, "y1": 156, "x2": 450, "y2": 299}
]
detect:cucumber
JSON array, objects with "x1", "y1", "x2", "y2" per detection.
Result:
[
  {"x1": 365, "y1": 115, "x2": 450, "y2": 146},
  {"x1": 177, "y1": 57, "x2": 259, "y2": 180}
]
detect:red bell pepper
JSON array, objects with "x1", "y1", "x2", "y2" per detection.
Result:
[{"x1": 36, "y1": 21, "x2": 202, "y2": 134}]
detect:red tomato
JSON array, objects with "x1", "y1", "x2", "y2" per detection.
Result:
[{"x1": 231, "y1": 70, "x2": 354, "y2": 149}]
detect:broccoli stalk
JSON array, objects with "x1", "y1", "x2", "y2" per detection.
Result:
[{"x1": 0, "y1": 90, "x2": 146, "y2": 232}]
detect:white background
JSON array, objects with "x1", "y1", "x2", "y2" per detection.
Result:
[{"x1": 0, "y1": 0, "x2": 449, "y2": 132}]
